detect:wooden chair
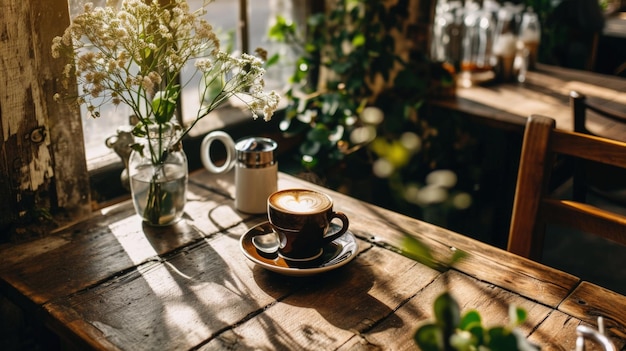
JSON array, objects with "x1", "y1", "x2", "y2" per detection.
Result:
[
  {"x1": 570, "y1": 90, "x2": 626, "y2": 203},
  {"x1": 507, "y1": 114, "x2": 626, "y2": 260}
]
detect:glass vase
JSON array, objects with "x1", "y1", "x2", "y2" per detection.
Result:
[{"x1": 128, "y1": 124, "x2": 188, "y2": 226}]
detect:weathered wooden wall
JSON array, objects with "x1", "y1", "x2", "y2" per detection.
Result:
[{"x1": 0, "y1": 0, "x2": 91, "y2": 241}]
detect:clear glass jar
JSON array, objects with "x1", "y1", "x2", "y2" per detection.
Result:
[
  {"x1": 128, "y1": 122, "x2": 188, "y2": 226},
  {"x1": 430, "y1": 0, "x2": 463, "y2": 68},
  {"x1": 492, "y1": 5, "x2": 519, "y2": 81},
  {"x1": 461, "y1": 7, "x2": 495, "y2": 74},
  {"x1": 518, "y1": 7, "x2": 541, "y2": 70}
]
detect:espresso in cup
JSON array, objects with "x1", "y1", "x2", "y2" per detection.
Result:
[{"x1": 268, "y1": 188, "x2": 349, "y2": 261}]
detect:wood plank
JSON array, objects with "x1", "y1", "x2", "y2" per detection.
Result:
[
  {"x1": 0, "y1": 0, "x2": 91, "y2": 241},
  {"x1": 191, "y1": 171, "x2": 583, "y2": 308},
  {"x1": 559, "y1": 281, "x2": 626, "y2": 341},
  {"x1": 430, "y1": 96, "x2": 527, "y2": 133},
  {"x1": 44, "y1": 222, "x2": 421, "y2": 350},
  {"x1": 357, "y1": 214, "x2": 579, "y2": 307},
  {"x1": 432, "y1": 64, "x2": 626, "y2": 141},
  {"x1": 339, "y1": 270, "x2": 554, "y2": 350},
  {"x1": 3, "y1": 169, "x2": 624, "y2": 351},
  {"x1": 0, "y1": 182, "x2": 240, "y2": 307},
  {"x1": 270, "y1": 172, "x2": 581, "y2": 307},
  {"x1": 44, "y1": 221, "x2": 275, "y2": 350},
  {"x1": 199, "y1": 244, "x2": 441, "y2": 350},
  {"x1": 529, "y1": 309, "x2": 626, "y2": 351}
]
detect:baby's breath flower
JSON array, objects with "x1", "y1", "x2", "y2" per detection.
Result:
[
  {"x1": 194, "y1": 59, "x2": 212, "y2": 71},
  {"x1": 107, "y1": 59, "x2": 117, "y2": 72},
  {"x1": 147, "y1": 71, "x2": 162, "y2": 86},
  {"x1": 141, "y1": 76, "x2": 154, "y2": 91},
  {"x1": 52, "y1": 0, "x2": 280, "y2": 160}
]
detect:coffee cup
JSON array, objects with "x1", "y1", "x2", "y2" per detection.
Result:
[{"x1": 267, "y1": 188, "x2": 349, "y2": 261}]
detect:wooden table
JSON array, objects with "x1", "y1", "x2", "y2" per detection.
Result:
[
  {"x1": 1, "y1": 170, "x2": 625, "y2": 350},
  {"x1": 604, "y1": 12, "x2": 626, "y2": 40},
  {"x1": 432, "y1": 64, "x2": 626, "y2": 139}
]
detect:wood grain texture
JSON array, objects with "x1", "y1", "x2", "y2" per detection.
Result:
[
  {"x1": 340, "y1": 270, "x2": 555, "y2": 350},
  {"x1": 431, "y1": 64, "x2": 626, "y2": 140},
  {"x1": 1, "y1": 0, "x2": 54, "y2": 231},
  {"x1": 508, "y1": 115, "x2": 626, "y2": 259},
  {"x1": 0, "y1": 170, "x2": 624, "y2": 350},
  {"x1": 0, "y1": 0, "x2": 91, "y2": 239},
  {"x1": 199, "y1": 242, "x2": 439, "y2": 351},
  {"x1": 529, "y1": 309, "x2": 625, "y2": 351},
  {"x1": 0, "y1": 182, "x2": 235, "y2": 306},
  {"x1": 271, "y1": 173, "x2": 581, "y2": 308},
  {"x1": 559, "y1": 281, "x2": 626, "y2": 340},
  {"x1": 508, "y1": 115, "x2": 555, "y2": 259}
]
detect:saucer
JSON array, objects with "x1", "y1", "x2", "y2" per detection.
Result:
[{"x1": 240, "y1": 221, "x2": 359, "y2": 276}]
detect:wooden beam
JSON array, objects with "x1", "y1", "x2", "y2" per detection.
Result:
[{"x1": 0, "y1": 0, "x2": 91, "y2": 241}]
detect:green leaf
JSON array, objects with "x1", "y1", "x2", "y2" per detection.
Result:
[
  {"x1": 352, "y1": 33, "x2": 366, "y2": 47},
  {"x1": 267, "y1": 16, "x2": 296, "y2": 42},
  {"x1": 299, "y1": 140, "x2": 321, "y2": 156},
  {"x1": 130, "y1": 143, "x2": 145, "y2": 157},
  {"x1": 509, "y1": 305, "x2": 527, "y2": 326},
  {"x1": 307, "y1": 13, "x2": 326, "y2": 27},
  {"x1": 413, "y1": 324, "x2": 443, "y2": 351},
  {"x1": 459, "y1": 310, "x2": 481, "y2": 330},
  {"x1": 265, "y1": 53, "x2": 281, "y2": 68},
  {"x1": 487, "y1": 327, "x2": 518, "y2": 351},
  {"x1": 152, "y1": 87, "x2": 179, "y2": 124},
  {"x1": 307, "y1": 125, "x2": 331, "y2": 143},
  {"x1": 300, "y1": 154, "x2": 318, "y2": 169},
  {"x1": 450, "y1": 248, "x2": 467, "y2": 265},
  {"x1": 434, "y1": 292, "x2": 460, "y2": 332},
  {"x1": 467, "y1": 324, "x2": 485, "y2": 346},
  {"x1": 132, "y1": 122, "x2": 149, "y2": 138},
  {"x1": 401, "y1": 235, "x2": 436, "y2": 269}
]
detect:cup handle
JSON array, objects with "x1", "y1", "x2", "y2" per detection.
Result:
[
  {"x1": 323, "y1": 211, "x2": 350, "y2": 244},
  {"x1": 201, "y1": 131, "x2": 236, "y2": 174}
]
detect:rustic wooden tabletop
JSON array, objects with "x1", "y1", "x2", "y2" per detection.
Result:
[
  {"x1": 432, "y1": 64, "x2": 626, "y2": 140},
  {"x1": 1, "y1": 170, "x2": 625, "y2": 350}
]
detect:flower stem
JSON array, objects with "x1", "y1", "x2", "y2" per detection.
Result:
[{"x1": 144, "y1": 172, "x2": 163, "y2": 224}]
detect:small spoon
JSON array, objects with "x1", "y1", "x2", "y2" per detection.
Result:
[{"x1": 252, "y1": 233, "x2": 279, "y2": 254}]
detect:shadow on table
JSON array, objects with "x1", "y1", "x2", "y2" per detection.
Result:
[{"x1": 251, "y1": 259, "x2": 403, "y2": 346}]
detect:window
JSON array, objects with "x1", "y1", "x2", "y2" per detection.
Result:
[{"x1": 68, "y1": 0, "x2": 303, "y2": 172}]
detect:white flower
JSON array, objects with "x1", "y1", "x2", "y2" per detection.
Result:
[{"x1": 52, "y1": 0, "x2": 280, "y2": 164}]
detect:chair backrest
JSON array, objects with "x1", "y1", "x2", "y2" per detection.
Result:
[
  {"x1": 570, "y1": 91, "x2": 626, "y2": 137},
  {"x1": 507, "y1": 114, "x2": 626, "y2": 260},
  {"x1": 570, "y1": 91, "x2": 626, "y2": 202}
]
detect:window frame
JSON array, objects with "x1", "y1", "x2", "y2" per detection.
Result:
[{"x1": 84, "y1": 0, "x2": 312, "y2": 208}]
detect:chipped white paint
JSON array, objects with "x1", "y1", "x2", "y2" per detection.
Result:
[
  {"x1": 1, "y1": 1, "x2": 33, "y2": 142},
  {"x1": 1, "y1": 0, "x2": 53, "y2": 192},
  {"x1": 1, "y1": 0, "x2": 92, "y2": 227}
]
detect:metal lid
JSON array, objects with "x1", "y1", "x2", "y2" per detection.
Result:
[{"x1": 235, "y1": 137, "x2": 277, "y2": 168}]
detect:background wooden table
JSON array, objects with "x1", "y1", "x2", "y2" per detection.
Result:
[
  {"x1": 0, "y1": 170, "x2": 625, "y2": 350},
  {"x1": 432, "y1": 64, "x2": 626, "y2": 140}
]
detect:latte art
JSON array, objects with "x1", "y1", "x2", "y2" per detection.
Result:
[{"x1": 270, "y1": 190, "x2": 331, "y2": 213}]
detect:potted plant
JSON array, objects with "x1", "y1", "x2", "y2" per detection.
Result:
[
  {"x1": 52, "y1": 0, "x2": 280, "y2": 225},
  {"x1": 403, "y1": 236, "x2": 539, "y2": 351},
  {"x1": 414, "y1": 291, "x2": 539, "y2": 351},
  {"x1": 268, "y1": 0, "x2": 476, "y2": 226}
]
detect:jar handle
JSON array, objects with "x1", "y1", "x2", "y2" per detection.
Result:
[{"x1": 201, "y1": 131, "x2": 236, "y2": 174}]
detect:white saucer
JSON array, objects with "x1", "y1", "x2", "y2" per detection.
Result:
[{"x1": 240, "y1": 221, "x2": 359, "y2": 276}]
